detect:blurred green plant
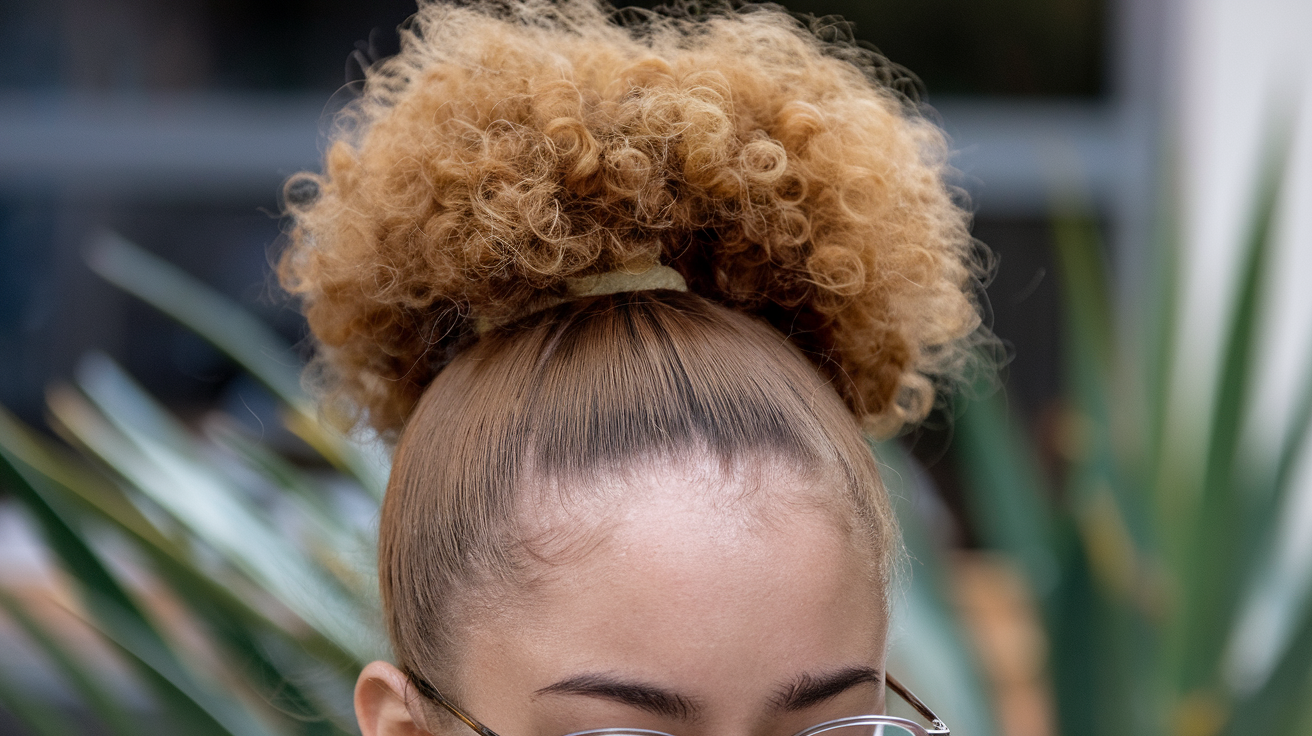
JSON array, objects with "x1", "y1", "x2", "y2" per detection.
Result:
[
  {"x1": 948, "y1": 122, "x2": 1312, "y2": 736},
  {"x1": 0, "y1": 233, "x2": 388, "y2": 735}
]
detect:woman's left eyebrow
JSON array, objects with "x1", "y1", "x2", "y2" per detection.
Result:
[{"x1": 770, "y1": 666, "x2": 883, "y2": 711}]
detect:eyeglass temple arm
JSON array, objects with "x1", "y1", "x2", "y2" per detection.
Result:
[
  {"x1": 405, "y1": 667, "x2": 504, "y2": 736},
  {"x1": 885, "y1": 673, "x2": 949, "y2": 735}
]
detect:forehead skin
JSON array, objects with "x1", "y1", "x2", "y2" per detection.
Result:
[{"x1": 448, "y1": 456, "x2": 888, "y2": 736}]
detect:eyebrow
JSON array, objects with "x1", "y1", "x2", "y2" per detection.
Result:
[
  {"x1": 770, "y1": 666, "x2": 884, "y2": 712},
  {"x1": 534, "y1": 666, "x2": 883, "y2": 721},
  {"x1": 536, "y1": 674, "x2": 700, "y2": 720}
]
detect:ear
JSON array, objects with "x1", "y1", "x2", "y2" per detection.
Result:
[{"x1": 356, "y1": 661, "x2": 435, "y2": 736}]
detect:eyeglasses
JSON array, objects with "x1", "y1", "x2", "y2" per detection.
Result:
[{"x1": 403, "y1": 669, "x2": 950, "y2": 736}]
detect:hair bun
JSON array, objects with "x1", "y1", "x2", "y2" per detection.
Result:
[{"x1": 279, "y1": 0, "x2": 993, "y2": 439}]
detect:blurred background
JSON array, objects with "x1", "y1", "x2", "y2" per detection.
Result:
[
  {"x1": 0, "y1": 1, "x2": 1309, "y2": 735},
  {"x1": 0, "y1": 0, "x2": 1118, "y2": 428}
]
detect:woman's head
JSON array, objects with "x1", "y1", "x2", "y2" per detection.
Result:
[{"x1": 279, "y1": 1, "x2": 988, "y2": 734}]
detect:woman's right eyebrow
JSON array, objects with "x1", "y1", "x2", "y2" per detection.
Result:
[{"x1": 535, "y1": 674, "x2": 701, "y2": 720}]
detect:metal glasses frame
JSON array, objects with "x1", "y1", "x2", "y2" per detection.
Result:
[{"x1": 403, "y1": 669, "x2": 950, "y2": 736}]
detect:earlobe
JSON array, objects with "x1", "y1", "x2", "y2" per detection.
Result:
[{"x1": 356, "y1": 660, "x2": 434, "y2": 736}]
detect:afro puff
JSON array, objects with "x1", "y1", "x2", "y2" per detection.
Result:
[{"x1": 279, "y1": 0, "x2": 993, "y2": 438}]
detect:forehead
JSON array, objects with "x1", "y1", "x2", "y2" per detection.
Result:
[{"x1": 454, "y1": 456, "x2": 885, "y2": 711}]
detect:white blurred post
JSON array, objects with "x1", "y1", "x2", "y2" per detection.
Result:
[{"x1": 1166, "y1": 0, "x2": 1312, "y2": 696}]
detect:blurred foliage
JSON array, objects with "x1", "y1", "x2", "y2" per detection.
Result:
[
  {"x1": 946, "y1": 123, "x2": 1312, "y2": 735},
  {"x1": 0, "y1": 233, "x2": 388, "y2": 735},
  {"x1": 0, "y1": 123, "x2": 1308, "y2": 736}
]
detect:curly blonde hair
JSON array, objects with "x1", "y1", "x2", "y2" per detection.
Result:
[{"x1": 280, "y1": 0, "x2": 988, "y2": 438}]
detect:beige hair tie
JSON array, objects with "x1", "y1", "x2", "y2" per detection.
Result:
[
  {"x1": 565, "y1": 262, "x2": 687, "y2": 298},
  {"x1": 475, "y1": 261, "x2": 688, "y2": 334}
]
